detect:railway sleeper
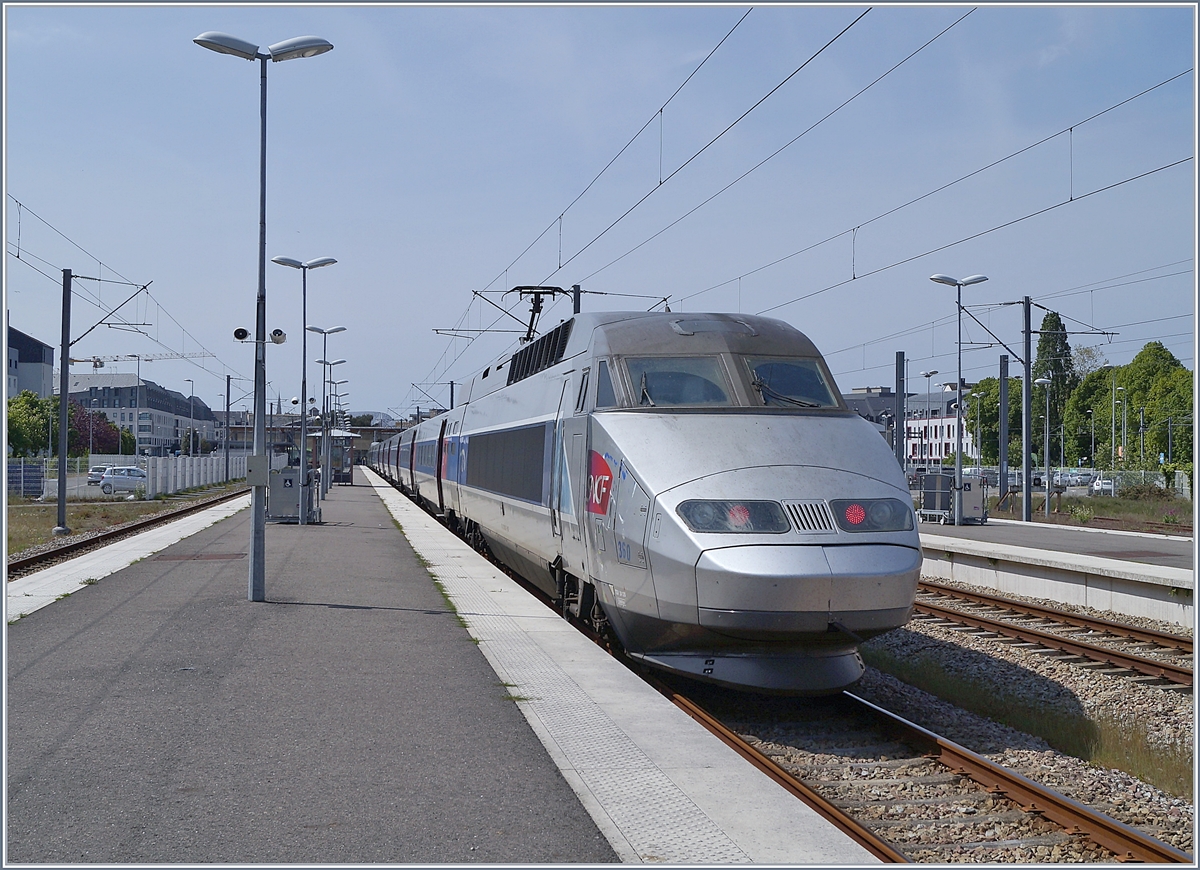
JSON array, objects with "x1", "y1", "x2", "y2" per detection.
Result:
[
  {"x1": 864, "y1": 809, "x2": 1035, "y2": 829},
  {"x1": 906, "y1": 832, "x2": 1084, "y2": 855}
]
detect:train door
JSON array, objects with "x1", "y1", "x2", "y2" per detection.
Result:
[
  {"x1": 550, "y1": 378, "x2": 570, "y2": 540},
  {"x1": 435, "y1": 418, "x2": 447, "y2": 514},
  {"x1": 407, "y1": 430, "x2": 416, "y2": 492},
  {"x1": 445, "y1": 420, "x2": 461, "y2": 518},
  {"x1": 558, "y1": 370, "x2": 589, "y2": 582}
]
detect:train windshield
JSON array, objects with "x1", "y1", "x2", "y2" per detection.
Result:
[
  {"x1": 624, "y1": 357, "x2": 733, "y2": 407},
  {"x1": 742, "y1": 357, "x2": 840, "y2": 408}
]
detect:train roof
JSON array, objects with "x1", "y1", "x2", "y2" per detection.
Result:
[{"x1": 463, "y1": 311, "x2": 822, "y2": 404}]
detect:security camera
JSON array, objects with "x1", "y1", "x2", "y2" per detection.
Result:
[
  {"x1": 291, "y1": 397, "x2": 299, "y2": 406},
  {"x1": 270, "y1": 329, "x2": 287, "y2": 344},
  {"x1": 233, "y1": 327, "x2": 250, "y2": 341}
]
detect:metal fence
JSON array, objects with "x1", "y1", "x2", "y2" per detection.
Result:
[{"x1": 6, "y1": 461, "x2": 45, "y2": 498}]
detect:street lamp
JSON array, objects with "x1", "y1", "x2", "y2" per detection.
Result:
[
  {"x1": 930, "y1": 273, "x2": 988, "y2": 525},
  {"x1": 272, "y1": 256, "x2": 337, "y2": 524},
  {"x1": 1035, "y1": 376, "x2": 1052, "y2": 518},
  {"x1": 1087, "y1": 409, "x2": 1094, "y2": 470},
  {"x1": 309, "y1": 320, "x2": 347, "y2": 496},
  {"x1": 185, "y1": 378, "x2": 194, "y2": 455},
  {"x1": 195, "y1": 30, "x2": 333, "y2": 601},
  {"x1": 316, "y1": 357, "x2": 346, "y2": 497},
  {"x1": 1113, "y1": 386, "x2": 1123, "y2": 460},
  {"x1": 1101, "y1": 364, "x2": 1116, "y2": 470},
  {"x1": 920, "y1": 370, "x2": 938, "y2": 467}
]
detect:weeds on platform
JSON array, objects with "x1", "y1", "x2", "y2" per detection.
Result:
[{"x1": 862, "y1": 646, "x2": 1193, "y2": 802}]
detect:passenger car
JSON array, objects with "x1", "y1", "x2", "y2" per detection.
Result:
[
  {"x1": 1091, "y1": 476, "x2": 1115, "y2": 496},
  {"x1": 99, "y1": 466, "x2": 148, "y2": 495},
  {"x1": 86, "y1": 465, "x2": 111, "y2": 486}
]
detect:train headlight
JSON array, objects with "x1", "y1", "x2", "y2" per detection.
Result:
[
  {"x1": 676, "y1": 500, "x2": 790, "y2": 533},
  {"x1": 830, "y1": 498, "x2": 913, "y2": 532}
]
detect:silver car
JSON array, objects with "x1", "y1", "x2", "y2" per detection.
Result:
[
  {"x1": 99, "y1": 466, "x2": 148, "y2": 495},
  {"x1": 86, "y1": 465, "x2": 111, "y2": 486}
]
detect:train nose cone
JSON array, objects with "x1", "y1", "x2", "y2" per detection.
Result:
[{"x1": 694, "y1": 544, "x2": 921, "y2": 637}]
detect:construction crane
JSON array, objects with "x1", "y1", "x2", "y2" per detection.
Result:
[{"x1": 69, "y1": 352, "x2": 214, "y2": 370}]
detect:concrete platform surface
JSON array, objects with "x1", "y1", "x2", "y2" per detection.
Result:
[
  {"x1": 6, "y1": 479, "x2": 617, "y2": 864},
  {"x1": 921, "y1": 516, "x2": 1193, "y2": 570}
]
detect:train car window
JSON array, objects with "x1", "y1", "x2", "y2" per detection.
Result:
[
  {"x1": 595, "y1": 361, "x2": 617, "y2": 409},
  {"x1": 742, "y1": 357, "x2": 840, "y2": 408},
  {"x1": 623, "y1": 357, "x2": 732, "y2": 406},
  {"x1": 575, "y1": 368, "x2": 590, "y2": 413}
]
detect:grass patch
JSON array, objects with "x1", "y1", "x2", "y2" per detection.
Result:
[
  {"x1": 986, "y1": 492, "x2": 1192, "y2": 533},
  {"x1": 862, "y1": 645, "x2": 1194, "y2": 801},
  {"x1": 6, "y1": 482, "x2": 247, "y2": 558}
]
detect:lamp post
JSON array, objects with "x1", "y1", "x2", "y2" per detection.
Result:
[
  {"x1": 1102, "y1": 364, "x2": 1116, "y2": 470},
  {"x1": 1113, "y1": 388, "x2": 1123, "y2": 465},
  {"x1": 316, "y1": 358, "x2": 346, "y2": 497},
  {"x1": 126, "y1": 354, "x2": 144, "y2": 455},
  {"x1": 1035, "y1": 376, "x2": 1052, "y2": 517},
  {"x1": 185, "y1": 378, "x2": 194, "y2": 455},
  {"x1": 930, "y1": 274, "x2": 988, "y2": 525},
  {"x1": 920, "y1": 370, "x2": 938, "y2": 469},
  {"x1": 1087, "y1": 409, "x2": 1095, "y2": 471},
  {"x1": 309, "y1": 321, "x2": 346, "y2": 497},
  {"x1": 272, "y1": 256, "x2": 337, "y2": 524},
  {"x1": 194, "y1": 30, "x2": 333, "y2": 601}
]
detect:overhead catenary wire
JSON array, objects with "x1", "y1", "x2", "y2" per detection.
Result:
[
  {"x1": 540, "y1": 7, "x2": 873, "y2": 287},
  {"x1": 673, "y1": 68, "x2": 1192, "y2": 310},
  {"x1": 4, "y1": 199, "x2": 250, "y2": 385},
  {"x1": 579, "y1": 7, "x2": 977, "y2": 288}
]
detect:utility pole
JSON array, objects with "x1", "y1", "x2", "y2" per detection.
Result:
[
  {"x1": 894, "y1": 351, "x2": 906, "y2": 468},
  {"x1": 998, "y1": 354, "x2": 1009, "y2": 503},
  {"x1": 225, "y1": 373, "x2": 231, "y2": 482},
  {"x1": 53, "y1": 269, "x2": 72, "y2": 536},
  {"x1": 1021, "y1": 297, "x2": 1032, "y2": 522}
]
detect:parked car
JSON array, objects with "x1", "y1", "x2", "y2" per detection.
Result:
[
  {"x1": 99, "y1": 466, "x2": 148, "y2": 495},
  {"x1": 86, "y1": 465, "x2": 111, "y2": 486},
  {"x1": 1091, "y1": 476, "x2": 1115, "y2": 496}
]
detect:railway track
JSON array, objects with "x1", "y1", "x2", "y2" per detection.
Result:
[
  {"x1": 654, "y1": 678, "x2": 1193, "y2": 863},
  {"x1": 389, "y1": 479, "x2": 1192, "y2": 862},
  {"x1": 915, "y1": 581, "x2": 1193, "y2": 689},
  {"x1": 6, "y1": 487, "x2": 251, "y2": 581}
]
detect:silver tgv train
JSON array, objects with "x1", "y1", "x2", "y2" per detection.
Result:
[{"x1": 368, "y1": 311, "x2": 920, "y2": 694}]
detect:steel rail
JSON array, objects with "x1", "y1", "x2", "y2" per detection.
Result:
[
  {"x1": 387, "y1": 474, "x2": 1191, "y2": 863},
  {"x1": 919, "y1": 580, "x2": 1193, "y2": 653},
  {"x1": 646, "y1": 676, "x2": 911, "y2": 863},
  {"x1": 914, "y1": 598, "x2": 1193, "y2": 686},
  {"x1": 6, "y1": 487, "x2": 251, "y2": 579},
  {"x1": 845, "y1": 692, "x2": 1194, "y2": 863}
]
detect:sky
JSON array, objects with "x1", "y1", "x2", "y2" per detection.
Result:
[{"x1": 4, "y1": 3, "x2": 1195, "y2": 421}]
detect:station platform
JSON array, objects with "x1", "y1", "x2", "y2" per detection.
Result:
[{"x1": 6, "y1": 468, "x2": 876, "y2": 865}]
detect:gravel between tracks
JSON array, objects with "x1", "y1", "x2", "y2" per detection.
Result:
[{"x1": 854, "y1": 575, "x2": 1195, "y2": 856}]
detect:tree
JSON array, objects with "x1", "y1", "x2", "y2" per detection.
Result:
[
  {"x1": 349, "y1": 413, "x2": 374, "y2": 427},
  {"x1": 67, "y1": 401, "x2": 120, "y2": 456},
  {"x1": 119, "y1": 428, "x2": 137, "y2": 455},
  {"x1": 962, "y1": 377, "x2": 1024, "y2": 466},
  {"x1": 6, "y1": 391, "x2": 57, "y2": 457},
  {"x1": 1031, "y1": 310, "x2": 1079, "y2": 468},
  {"x1": 1072, "y1": 345, "x2": 1108, "y2": 378}
]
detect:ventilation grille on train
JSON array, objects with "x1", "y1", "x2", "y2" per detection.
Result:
[
  {"x1": 781, "y1": 500, "x2": 836, "y2": 532},
  {"x1": 507, "y1": 319, "x2": 573, "y2": 386}
]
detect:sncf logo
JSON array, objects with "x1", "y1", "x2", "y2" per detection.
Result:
[{"x1": 587, "y1": 451, "x2": 613, "y2": 515}]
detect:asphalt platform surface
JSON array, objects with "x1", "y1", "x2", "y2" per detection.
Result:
[{"x1": 6, "y1": 477, "x2": 617, "y2": 864}]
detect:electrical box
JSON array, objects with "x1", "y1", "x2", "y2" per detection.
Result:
[{"x1": 246, "y1": 455, "x2": 269, "y2": 487}]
